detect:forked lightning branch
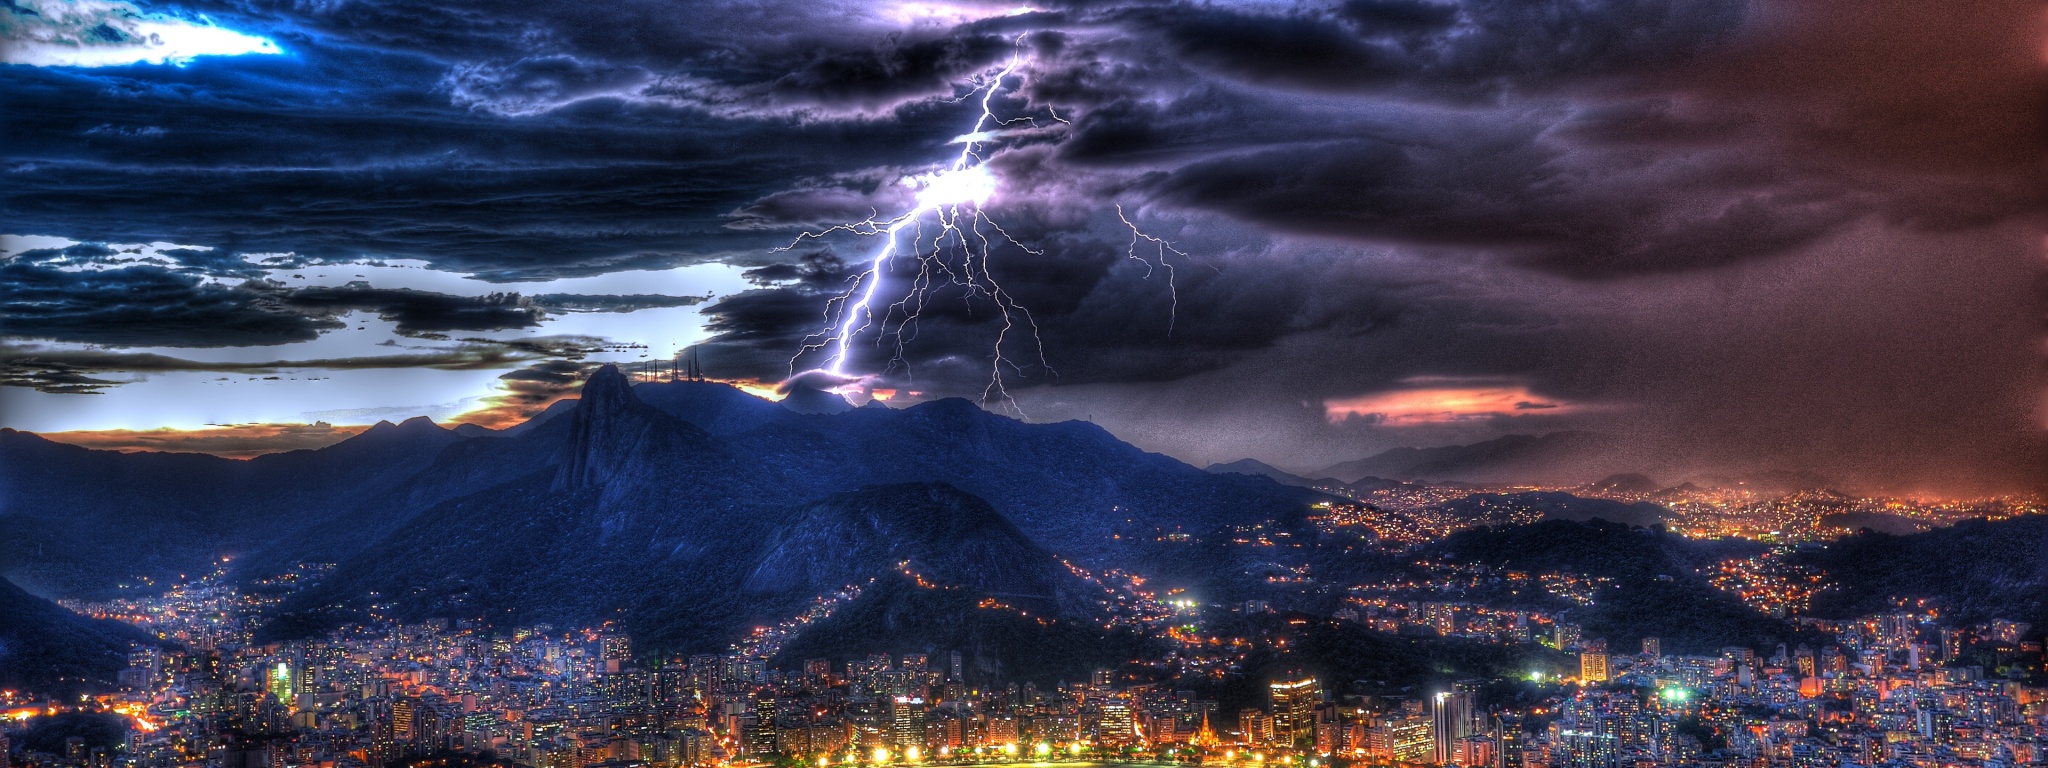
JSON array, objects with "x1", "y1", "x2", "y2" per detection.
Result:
[{"x1": 779, "y1": 37, "x2": 1183, "y2": 410}]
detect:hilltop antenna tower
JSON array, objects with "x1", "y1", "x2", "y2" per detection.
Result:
[{"x1": 678, "y1": 345, "x2": 706, "y2": 382}]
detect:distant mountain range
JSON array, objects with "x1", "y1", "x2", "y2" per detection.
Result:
[
  {"x1": 1204, "y1": 459, "x2": 1338, "y2": 487},
  {"x1": 1203, "y1": 433, "x2": 1631, "y2": 488},
  {"x1": 0, "y1": 415, "x2": 471, "y2": 598},
  {"x1": 1315, "y1": 431, "x2": 1623, "y2": 485},
  {"x1": 1202, "y1": 459, "x2": 1405, "y2": 495},
  {"x1": 1218, "y1": 434, "x2": 1843, "y2": 492},
  {"x1": 2, "y1": 365, "x2": 1314, "y2": 677}
]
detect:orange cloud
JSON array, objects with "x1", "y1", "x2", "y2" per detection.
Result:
[
  {"x1": 1323, "y1": 384, "x2": 1573, "y2": 426},
  {"x1": 38, "y1": 422, "x2": 370, "y2": 459}
]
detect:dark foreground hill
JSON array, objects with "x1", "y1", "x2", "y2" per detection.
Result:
[
  {"x1": 1794, "y1": 515, "x2": 2048, "y2": 634},
  {"x1": 1426, "y1": 520, "x2": 1787, "y2": 654},
  {"x1": 0, "y1": 577, "x2": 156, "y2": 694},
  {"x1": 745, "y1": 483, "x2": 1066, "y2": 611},
  {"x1": 770, "y1": 573, "x2": 1160, "y2": 685}
]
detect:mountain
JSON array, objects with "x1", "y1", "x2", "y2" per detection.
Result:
[
  {"x1": 4, "y1": 364, "x2": 1317, "y2": 679},
  {"x1": 1204, "y1": 459, "x2": 1331, "y2": 487},
  {"x1": 1340, "y1": 476, "x2": 1414, "y2": 494},
  {"x1": 1794, "y1": 516, "x2": 2048, "y2": 634},
  {"x1": 497, "y1": 397, "x2": 579, "y2": 436},
  {"x1": 625, "y1": 381, "x2": 1320, "y2": 565},
  {"x1": 0, "y1": 577, "x2": 155, "y2": 694},
  {"x1": 745, "y1": 483, "x2": 1063, "y2": 610},
  {"x1": 778, "y1": 383, "x2": 853, "y2": 415},
  {"x1": 1426, "y1": 519, "x2": 1786, "y2": 654},
  {"x1": 249, "y1": 366, "x2": 1314, "y2": 662},
  {"x1": 0, "y1": 416, "x2": 471, "y2": 597},
  {"x1": 768, "y1": 572, "x2": 1157, "y2": 685},
  {"x1": 1316, "y1": 431, "x2": 1622, "y2": 485},
  {"x1": 745, "y1": 482, "x2": 1148, "y2": 685},
  {"x1": 1817, "y1": 511, "x2": 1927, "y2": 536}
]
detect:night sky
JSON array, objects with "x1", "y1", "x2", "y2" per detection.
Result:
[{"x1": 0, "y1": 0, "x2": 2039, "y2": 494}]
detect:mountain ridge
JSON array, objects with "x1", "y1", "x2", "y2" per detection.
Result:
[{"x1": 1316, "y1": 431, "x2": 1622, "y2": 485}]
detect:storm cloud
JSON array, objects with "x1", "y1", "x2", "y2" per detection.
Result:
[{"x1": 0, "y1": 0, "x2": 2039, "y2": 492}]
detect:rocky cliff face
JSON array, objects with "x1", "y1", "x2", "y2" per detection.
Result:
[{"x1": 554, "y1": 364, "x2": 722, "y2": 495}]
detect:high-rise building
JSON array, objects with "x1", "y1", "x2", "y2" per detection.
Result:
[
  {"x1": 1455, "y1": 735, "x2": 1496, "y2": 768},
  {"x1": 1375, "y1": 711, "x2": 1434, "y2": 763},
  {"x1": 1579, "y1": 651, "x2": 1609, "y2": 684},
  {"x1": 1941, "y1": 629, "x2": 1966, "y2": 661},
  {"x1": 1433, "y1": 691, "x2": 1474, "y2": 765},
  {"x1": 1554, "y1": 624, "x2": 1584, "y2": 651},
  {"x1": 1270, "y1": 677, "x2": 1322, "y2": 746},
  {"x1": 1091, "y1": 670, "x2": 1115, "y2": 690},
  {"x1": 1719, "y1": 647, "x2": 1754, "y2": 669},
  {"x1": 1099, "y1": 701, "x2": 1138, "y2": 746},
  {"x1": 268, "y1": 662, "x2": 296, "y2": 706},
  {"x1": 1239, "y1": 709, "x2": 1274, "y2": 745},
  {"x1": 891, "y1": 696, "x2": 928, "y2": 750},
  {"x1": 391, "y1": 698, "x2": 418, "y2": 744},
  {"x1": 1640, "y1": 637, "x2": 1660, "y2": 658},
  {"x1": 1820, "y1": 646, "x2": 1846, "y2": 676},
  {"x1": 1553, "y1": 723, "x2": 1617, "y2": 768},
  {"x1": 601, "y1": 634, "x2": 632, "y2": 673}
]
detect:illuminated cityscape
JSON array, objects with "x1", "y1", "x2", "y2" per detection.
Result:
[{"x1": 3, "y1": 479, "x2": 2043, "y2": 768}]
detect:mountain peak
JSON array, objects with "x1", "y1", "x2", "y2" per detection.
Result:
[
  {"x1": 355, "y1": 416, "x2": 448, "y2": 441},
  {"x1": 556, "y1": 365, "x2": 652, "y2": 491},
  {"x1": 554, "y1": 364, "x2": 720, "y2": 493},
  {"x1": 779, "y1": 382, "x2": 852, "y2": 415},
  {"x1": 579, "y1": 364, "x2": 634, "y2": 410}
]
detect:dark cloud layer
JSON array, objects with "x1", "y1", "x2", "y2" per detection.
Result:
[
  {"x1": 0, "y1": 336, "x2": 604, "y2": 394},
  {"x1": 0, "y1": 261, "x2": 703, "y2": 349},
  {"x1": 0, "y1": 264, "x2": 341, "y2": 347},
  {"x1": 1, "y1": 0, "x2": 2039, "y2": 491}
]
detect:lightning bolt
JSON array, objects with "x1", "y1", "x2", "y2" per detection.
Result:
[{"x1": 781, "y1": 36, "x2": 1183, "y2": 412}]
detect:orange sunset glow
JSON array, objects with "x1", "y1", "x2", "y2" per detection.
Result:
[
  {"x1": 1323, "y1": 384, "x2": 1573, "y2": 426},
  {"x1": 35, "y1": 422, "x2": 374, "y2": 458}
]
